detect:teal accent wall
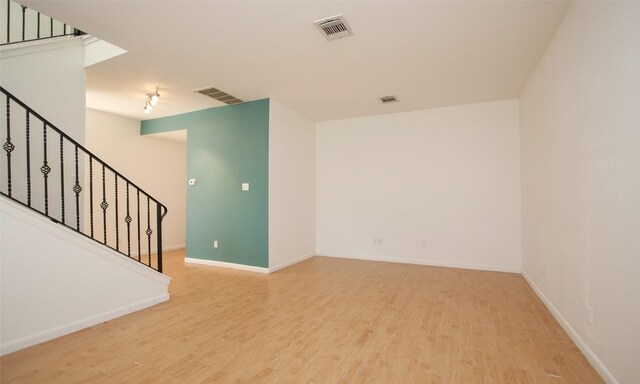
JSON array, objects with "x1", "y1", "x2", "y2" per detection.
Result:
[{"x1": 141, "y1": 99, "x2": 269, "y2": 268}]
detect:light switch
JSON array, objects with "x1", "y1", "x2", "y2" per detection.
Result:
[
  {"x1": 188, "y1": 178, "x2": 197, "y2": 186},
  {"x1": 242, "y1": 183, "x2": 250, "y2": 191}
]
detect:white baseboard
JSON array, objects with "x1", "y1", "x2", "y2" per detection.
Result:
[
  {"x1": 185, "y1": 257, "x2": 269, "y2": 274},
  {"x1": 0, "y1": 293, "x2": 169, "y2": 356},
  {"x1": 163, "y1": 244, "x2": 185, "y2": 252},
  {"x1": 317, "y1": 252, "x2": 521, "y2": 273},
  {"x1": 522, "y1": 271, "x2": 619, "y2": 384},
  {"x1": 184, "y1": 253, "x2": 314, "y2": 274},
  {"x1": 130, "y1": 244, "x2": 185, "y2": 259},
  {"x1": 269, "y1": 253, "x2": 315, "y2": 273}
]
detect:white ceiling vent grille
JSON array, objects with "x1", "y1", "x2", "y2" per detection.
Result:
[
  {"x1": 379, "y1": 95, "x2": 398, "y2": 104},
  {"x1": 314, "y1": 14, "x2": 353, "y2": 40},
  {"x1": 194, "y1": 86, "x2": 243, "y2": 105}
]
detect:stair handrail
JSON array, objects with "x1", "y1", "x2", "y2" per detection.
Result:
[{"x1": 1, "y1": 85, "x2": 168, "y2": 273}]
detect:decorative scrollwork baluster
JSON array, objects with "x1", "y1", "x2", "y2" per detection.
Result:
[
  {"x1": 73, "y1": 146, "x2": 81, "y2": 230},
  {"x1": 146, "y1": 196, "x2": 152, "y2": 266},
  {"x1": 125, "y1": 182, "x2": 132, "y2": 257},
  {"x1": 41, "y1": 123, "x2": 51, "y2": 215},
  {"x1": 100, "y1": 164, "x2": 108, "y2": 244},
  {"x1": 4, "y1": 95, "x2": 13, "y2": 197}
]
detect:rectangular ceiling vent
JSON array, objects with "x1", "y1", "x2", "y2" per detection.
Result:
[
  {"x1": 379, "y1": 95, "x2": 398, "y2": 104},
  {"x1": 314, "y1": 14, "x2": 353, "y2": 40},
  {"x1": 194, "y1": 86, "x2": 243, "y2": 105}
]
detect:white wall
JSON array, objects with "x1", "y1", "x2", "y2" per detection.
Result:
[
  {"x1": 0, "y1": 199, "x2": 170, "y2": 355},
  {"x1": 316, "y1": 100, "x2": 521, "y2": 272},
  {"x1": 1, "y1": 38, "x2": 87, "y2": 223},
  {"x1": 268, "y1": 100, "x2": 316, "y2": 271},
  {"x1": 85, "y1": 109, "x2": 186, "y2": 251},
  {"x1": 519, "y1": 3, "x2": 640, "y2": 384},
  {"x1": 0, "y1": 38, "x2": 86, "y2": 143}
]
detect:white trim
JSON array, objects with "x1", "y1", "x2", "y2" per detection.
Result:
[
  {"x1": 185, "y1": 258, "x2": 269, "y2": 274},
  {"x1": 0, "y1": 35, "x2": 84, "y2": 59},
  {"x1": 130, "y1": 244, "x2": 185, "y2": 258},
  {"x1": 269, "y1": 253, "x2": 315, "y2": 273},
  {"x1": 0, "y1": 293, "x2": 169, "y2": 356},
  {"x1": 163, "y1": 244, "x2": 185, "y2": 252},
  {"x1": 317, "y1": 252, "x2": 521, "y2": 273},
  {"x1": 522, "y1": 271, "x2": 619, "y2": 384}
]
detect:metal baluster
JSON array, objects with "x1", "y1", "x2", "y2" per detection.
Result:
[
  {"x1": 156, "y1": 204, "x2": 163, "y2": 273},
  {"x1": 41, "y1": 123, "x2": 50, "y2": 215},
  {"x1": 6, "y1": 1, "x2": 10, "y2": 43},
  {"x1": 101, "y1": 164, "x2": 108, "y2": 244},
  {"x1": 115, "y1": 175, "x2": 119, "y2": 251},
  {"x1": 50, "y1": 18, "x2": 53, "y2": 38},
  {"x1": 137, "y1": 190, "x2": 141, "y2": 261},
  {"x1": 146, "y1": 196, "x2": 152, "y2": 266},
  {"x1": 0, "y1": 88, "x2": 167, "y2": 273},
  {"x1": 37, "y1": 12, "x2": 40, "y2": 39},
  {"x1": 63, "y1": 23, "x2": 67, "y2": 36},
  {"x1": 26, "y1": 111, "x2": 31, "y2": 205},
  {"x1": 73, "y1": 146, "x2": 81, "y2": 230},
  {"x1": 59, "y1": 134, "x2": 65, "y2": 224},
  {"x1": 21, "y1": 6, "x2": 26, "y2": 41},
  {"x1": 125, "y1": 182, "x2": 132, "y2": 257},
  {"x1": 89, "y1": 156, "x2": 94, "y2": 238},
  {"x1": 3, "y1": 95, "x2": 13, "y2": 197}
]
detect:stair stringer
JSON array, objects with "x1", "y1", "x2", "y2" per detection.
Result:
[{"x1": 0, "y1": 198, "x2": 171, "y2": 356}]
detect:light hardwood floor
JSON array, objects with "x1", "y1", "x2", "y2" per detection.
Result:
[{"x1": 1, "y1": 249, "x2": 603, "y2": 383}]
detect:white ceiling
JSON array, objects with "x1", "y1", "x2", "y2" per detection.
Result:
[{"x1": 22, "y1": 0, "x2": 571, "y2": 122}]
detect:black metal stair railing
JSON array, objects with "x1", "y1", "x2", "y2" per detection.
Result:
[
  {"x1": 0, "y1": 86, "x2": 167, "y2": 273},
  {"x1": 1, "y1": 0, "x2": 84, "y2": 46}
]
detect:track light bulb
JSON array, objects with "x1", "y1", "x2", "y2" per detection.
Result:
[{"x1": 143, "y1": 88, "x2": 160, "y2": 114}]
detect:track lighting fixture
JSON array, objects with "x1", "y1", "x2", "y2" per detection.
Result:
[{"x1": 144, "y1": 87, "x2": 160, "y2": 114}]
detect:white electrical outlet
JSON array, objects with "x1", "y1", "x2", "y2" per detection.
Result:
[
  {"x1": 586, "y1": 305, "x2": 594, "y2": 325},
  {"x1": 213, "y1": 240, "x2": 219, "y2": 249}
]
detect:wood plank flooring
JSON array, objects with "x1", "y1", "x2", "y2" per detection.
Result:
[{"x1": 1, "y1": 249, "x2": 603, "y2": 383}]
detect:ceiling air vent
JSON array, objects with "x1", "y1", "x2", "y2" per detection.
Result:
[
  {"x1": 379, "y1": 95, "x2": 398, "y2": 104},
  {"x1": 194, "y1": 86, "x2": 243, "y2": 105},
  {"x1": 314, "y1": 14, "x2": 353, "y2": 40}
]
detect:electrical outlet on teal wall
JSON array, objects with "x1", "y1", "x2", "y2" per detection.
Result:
[{"x1": 141, "y1": 99, "x2": 269, "y2": 268}]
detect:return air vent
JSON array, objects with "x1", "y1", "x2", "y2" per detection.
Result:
[
  {"x1": 194, "y1": 86, "x2": 243, "y2": 105},
  {"x1": 379, "y1": 95, "x2": 398, "y2": 104},
  {"x1": 314, "y1": 14, "x2": 353, "y2": 40}
]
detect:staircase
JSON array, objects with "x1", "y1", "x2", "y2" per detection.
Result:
[
  {"x1": 1, "y1": 86, "x2": 167, "y2": 272},
  {"x1": 0, "y1": 0, "x2": 171, "y2": 356}
]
